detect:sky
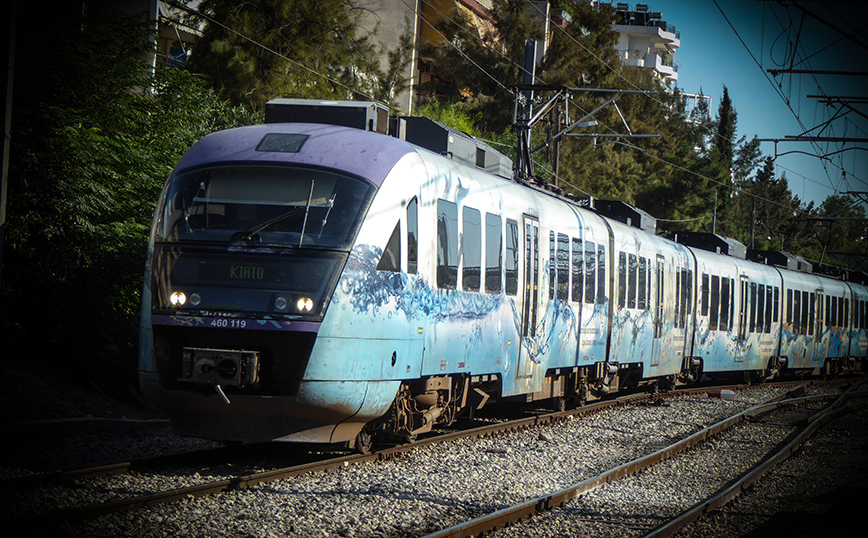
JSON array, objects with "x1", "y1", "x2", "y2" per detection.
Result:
[{"x1": 623, "y1": 0, "x2": 868, "y2": 209}]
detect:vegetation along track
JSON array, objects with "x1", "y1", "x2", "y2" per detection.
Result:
[{"x1": 3, "y1": 379, "x2": 859, "y2": 537}]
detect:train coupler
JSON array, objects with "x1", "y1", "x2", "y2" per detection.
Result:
[{"x1": 179, "y1": 347, "x2": 261, "y2": 389}]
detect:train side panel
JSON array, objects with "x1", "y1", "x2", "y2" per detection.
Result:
[{"x1": 607, "y1": 222, "x2": 693, "y2": 379}]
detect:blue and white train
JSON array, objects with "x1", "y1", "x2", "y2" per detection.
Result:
[{"x1": 138, "y1": 99, "x2": 868, "y2": 449}]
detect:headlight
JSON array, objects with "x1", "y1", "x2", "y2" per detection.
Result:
[
  {"x1": 296, "y1": 297, "x2": 314, "y2": 313},
  {"x1": 189, "y1": 293, "x2": 202, "y2": 306},
  {"x1": 275, "y1": 296, "x2": 288, "y2": 311},
  {"x1": 170, "y1": 291, "x2": 187, "y2": 306}
]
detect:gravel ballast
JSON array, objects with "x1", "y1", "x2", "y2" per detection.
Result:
[{"x1": 7, "y1": 384, "x2": 864, "y2": 538}]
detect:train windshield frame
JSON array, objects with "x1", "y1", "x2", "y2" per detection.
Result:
[{"x1": 157, "y1": 164, "x2": 376, "y2": 250}]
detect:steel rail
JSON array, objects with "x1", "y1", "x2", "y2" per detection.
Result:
[
  {"x1": 422, "y1": 382, "x2": 865, "y2": 538},
  {"x1": 3, "y1": 379, "x2": 833, "y2": 527},
  {"x1": 642, "y1": 382, "x2": 868, "y2": 538}
]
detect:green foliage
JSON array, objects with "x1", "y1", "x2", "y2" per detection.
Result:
[
  {"x1": 2, "y1": 5, "x2": 257, "y2": 397},
  {"x1": 184, "y1": 0, "x2": 413, "y2": 110}
]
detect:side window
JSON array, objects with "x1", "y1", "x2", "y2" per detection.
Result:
[
  {"x1": 627, "y1": 253, "x2": 637, "y2": 308},
  {"x1": 773, "y1": 287, "x2": 779, "y2": 323},
  {"x1": 585, "y1": 242, "x2": 596, "y2": 304},
  {"x1": 749, "y1": 282, "x2": 758, "y2": 333},
  {"x1": 485, "y1": 213, "x2": 502, "y2": 294},
  {"x1": 765, "y1": 286, "x2": 773, "y2": 333},
  {"x1": 701, "y1": 273, "x2": 710, "y2": 317},
  {"x1": 720, "y1": 277, "x2": 730, "y2": 331},
  {"x1": 376, "y1": 222, "x2": 401, "y2": 272},
  {"x1": 710, "y1": 275, "x2": 720, "y2": 330},
  {"x1": 808, "y1": 292, "x2": 816, "y2": 336},
  {"x1": 407, "y1": 197, "x2": 418, "y2": 274},
  {"x1": 787, "y1": 289, "x2": 793, "y2": 326},
  {"x1": 801, "y1": 291, "x2": 810, "y2": 335},
  {"x1": 756, "y1": 284, "x2": 766, "y2": 333},
  {"x1": 793, "y1": 290, "x2": 802, "y2": 334},
  {"x1": 436, "y1": 199, "x2": 458, "y2": 290},
  {"x1": 618, "y1": 252, "x2": 627, "y2": 308},
  {"x1": 505, "y1": 219, "x2": 519, "y2": 296},
  {"x1": 637, "y1": 257, "x2": 647, "y2": 310},
  {"x1": 596, "y1": 244, "x2": 606, "y2": 304},
  {"x1": 557, "y1": 233, "x2": 569, "y2": 301},
  {"x1": 549, "y1": 231, "x2": 556, "y2": 300},
  {"x1": 462, "y1": 207, "x2": 481, "y2": 292},
  {"x1": 571, "y1": 237, "x2": 583, "y2": 303}
]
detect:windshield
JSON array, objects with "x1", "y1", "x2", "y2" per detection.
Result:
[{"x1": 157, "y1": 165, "x2": 376, "y2": 249}]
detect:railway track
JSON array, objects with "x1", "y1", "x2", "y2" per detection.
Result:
[
  {"x1": 424, "y1": 381, "x2": 868, "y2": 538},
  {"x1": 3, "y1": 379, "x2": 858, "y2": 536}
]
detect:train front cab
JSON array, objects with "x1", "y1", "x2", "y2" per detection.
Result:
[{"x1": 138, "y1": 124, "x2": 419, "y2": 445}]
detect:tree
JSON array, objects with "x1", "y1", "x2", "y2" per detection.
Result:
[
  {"x1": 2, "y1": 4, "x2": 256, "y2": 397},
  {"x1": 183, "y1": 0, "x2": 412, "y2": 110}
]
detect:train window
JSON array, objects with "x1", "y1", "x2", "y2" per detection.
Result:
[
  {"x1": 701, "y1": 274, "x2": 710, "y2": 317},
  {"x1": 407, "y1": 198, "x2": 418, "y2": 274},
  {"x1": 463, "y1": 207, "x2": 481, "y2": 292},
  {"x1": 627, "y1": 253, "x2": 637, "y2": 308},
  {"x1": 160, "y1": 165, "x2": 376, "y2": 249},
  {"x1": 845, "y1": 298, "x2": 850, "y2": 328},
  {"x1": 765, "y1": 286, "x2": 774, "y2": 333},
  {"x1": 549, "y1": 231, "x2": 556, "y2": 300},
  {"x1": 557, "y1": 233, "x2": 570, "y2": 301},
  {"x1": 825, "y1": 295, "x2": 831, "y2": 328},
  {"x1": 773, "y1": 287, "x2": 779, "y2": 323},
  {"x1": 674, "y1": 270, "x2": 682, "y2": 327},
  {"x1": 637, "y1": 257, "x2": 647, "y2": 310},
  {"x1": 738, "y1": 278, "x2": 748, "y2": 339},
  {"x1": 485, "y1": 213, "x2": 502, "y2": 294},
  {"x1": 618, "y1": 252, "x2": 627, "y2": 309},
  {"x1": 757, "y1": 284, "x2": 765, "y2": 333},
  {"x1": 436, "y1": 199, "x2": 458, "y2": 290},
  {"x1": 801, "y1": 291, "x2": 810, "y2": 335},
  {"x1": 808, "y1": 292, "x2": 816, "y2": 336},
  {"x1": 597, "y1": 244, "x2": 606, "y2": 304},
  {"x1": 793, "y1": 290, "x2": 801, "y2": 334},
  {"x1": 681, "y1": 268, "x2": 691, "y2": 328},
  {"x1": 837, "y1": 296, "x2": 844, "y2": 327},
  {"x1": 786, "y1": 289, "x2": 793, "y2": 326},
  {"x1": 505, "y1": 219, "x2": 519, "y2": 296},
  {"x1": 831, "y1": 296, "x2": 838, "y2": 326},
  {"x1": 376, "y1": 222, "x2": 401, "y2": 272},
  {"x1": 585, "y1": 242, "x2": 597, "y2": 304},
  {"x1": 710, "y1": 275, "x2": 720, "y2": 330},
  {"x1": 729, "y1": 280, "x2": 736, "y2": 332},
  {"x1": 749, "y1": 283, "x2": 758, "y2": 333},
  {"x1": 720, "y1": 277, "x2": 730, "y2": 331},
  {"x1": 572, "y1": 238, "x2": 583, "y2": 303}
]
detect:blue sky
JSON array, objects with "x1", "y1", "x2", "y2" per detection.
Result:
[{"x1": 625, "y1": 0, "x2": 867, "y2": 208}]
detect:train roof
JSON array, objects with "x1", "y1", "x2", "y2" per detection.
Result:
[{"x1": 172, "y1": 123, "x2": 415, "y2": 188}]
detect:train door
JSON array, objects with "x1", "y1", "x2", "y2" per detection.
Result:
[
  {"x1": 650, "y1": 254, "x2": 665, "y2": 367},
  {"x1": 517, "y1": 216, "x2": 540, "y2": 379},
  {"x1": 736, "y1": 275, "x2": 749, "y2": 362},
  {"x1": 811, "y1": 289, "x2": 823, "y2": 364}
]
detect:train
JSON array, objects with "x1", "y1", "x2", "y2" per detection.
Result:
[{"x1": 138, "y1": 98, "x2": 868, "y2": 451}]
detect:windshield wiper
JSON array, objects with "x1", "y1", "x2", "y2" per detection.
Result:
[{"x1": 233, "y1": 207, "x2": 303, "y2": 244}]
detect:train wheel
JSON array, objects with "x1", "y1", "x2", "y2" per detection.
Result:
[{"x1": 353, "y1": 428, "x2": 373, "y2": 454}]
